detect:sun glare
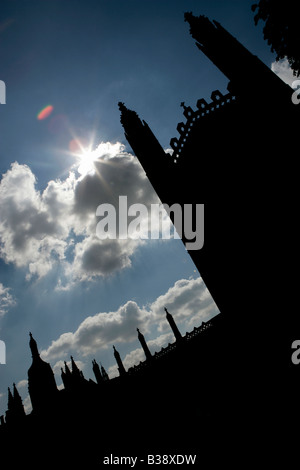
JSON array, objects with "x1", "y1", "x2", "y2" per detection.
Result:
[
  {"x1": 77, "y1": 148, "x2": 98, "y2": 176},
  {"x1": 68, "y1": 138, "x2": 125, "y2": 178},
  {"x1": 69, "y1": 137, "x2": 98, "y2": 176}
]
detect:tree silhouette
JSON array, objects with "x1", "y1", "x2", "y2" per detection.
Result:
[{"x1": 252, "y1": 0, "x2": 300, "y2": 76}]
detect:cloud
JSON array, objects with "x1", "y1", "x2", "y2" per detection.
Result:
[
  {"x1": 40, "y1": 276, "x2": 219, "y2": 371},
  {"x1": 0, "y1": 142, "x2": 165, "y2": 286},
  {"x1": 16, "y1": 379, "x2": 28, "y2": 389},
  {"x1": 0, "y1": 283, "x2": 17, "y2": 317},
  {"x1": 271, "y1": 58, "x2": 295, "y2": 87},
  {"x1": 0, "y1": 162, "x2": 74, "y2": 280},
  {"x1": 41, "y1": 300, "x2": 151, "y2": 361},
  {"x1": 22, "y1": 394, "x2": 32, "y2": 414},
  {"x1": 62, "y1": 235, "x2": 141, "y2": 286}
]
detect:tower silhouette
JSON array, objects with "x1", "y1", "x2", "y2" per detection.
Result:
[
  {"x1": 137, "y1": 328, "x2": 152, "y2": 361},
  {"x1": 27, "y1": 332, "x2": 58, "y2": 413},
  {"x1": 113, "y1": 345, "x2": 126, "y2": 376},
  {"x1": 165, "y1": 308, "x2": 183, "y2": 342},
  {"x1": 92, "y1": 359, "x2": 103, "y2": 385}
]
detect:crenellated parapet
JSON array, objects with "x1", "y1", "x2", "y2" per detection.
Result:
[{"x1": 170, "y1": 90, "x2": 236, "y2": 160}]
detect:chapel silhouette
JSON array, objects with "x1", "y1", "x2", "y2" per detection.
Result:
[{"x1": 0, "y1": 11, "x2": 297, "y2": 467}]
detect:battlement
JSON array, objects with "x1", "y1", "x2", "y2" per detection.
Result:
[{"x1": 170, "y1": 90, "x2": 236, "y2": 160}]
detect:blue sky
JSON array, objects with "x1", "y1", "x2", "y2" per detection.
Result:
[{"x1": 0, "y1": 0, "x2": 290, "y2": 416}]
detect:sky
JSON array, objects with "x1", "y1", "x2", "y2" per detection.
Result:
[{"x1": 0, "y1": 0, "x2": 294, "y2": 416}]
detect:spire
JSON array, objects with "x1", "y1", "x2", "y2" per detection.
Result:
[
  {"x1": 64, "y1": 361, "x2": 71, "y2": 375},
  {"x1": 70, "y1": 356, "x2": 85, "y2": 380},
  {"x1": 7, "y1": 387, "x2": 13, "y2": 410},
  {"x1": 13, "y1": 383, "x2": 22, "y2": 402},
  {"x1": 27, "y1": 333, "x2": 58, "y2": 412},
  {"x1": 29, "y1": 332, "x2": 40, "y2": 359},
  {"x1": 13, "y1": 383, "x2": 25, "y2": 417},
  {"x1": 137, "y1": 328, "x2": 152, "y2": 361},
  {"x1": 165, "y1": 307, "x2": 183, "y2": 342},
  {"x1": 183, "y1": 11, "x2": 244, "y2": 81},
  {"x1": 183, "y1": 11, "x2": 286, "y2": 98},
  {"x1": 61, "y1": 361, "x2": 72, "y2": 389},
  {"x1": 118, "y1": 102, "x2": 142, "y2": 129},
  {"x1": 100, "y1": 363, "x2": 109, "y2": 381},
  {"x1": 113, "y1": 345, "x2": 126, "y2": 377},
  {"x1": 6, "y1": 384, "x2": 25, "y2": 422},
  {"x1": 118, "y1": 102, "x2": 172, "y2": 184},
  {"x1": 70, "y1": 356, "x2": 80, "y2": 374},
  {"x1": 92, "y1": 359, "x2": 103, "y2": 385}
]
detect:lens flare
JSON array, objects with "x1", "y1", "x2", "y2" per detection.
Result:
[{"x1": 37, "y1": 105, "x2": 54, "y2": 120}]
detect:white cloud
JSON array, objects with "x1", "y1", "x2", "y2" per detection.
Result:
[
  {"x1": 16, "y1": 379, "x2": 28, "y2": 389},
  {"x1": 0, "y1": 162, "x2": 74, "y2": 280},
  {"x1": 271, "y1": 58, "x2": 295, "y2": 87},
  {"x1": 0, "y1": 142, "x2": 166, "y2": 287},
  {"x1": 40, "y1": 276, "x2": 219, "y2": 373},
  {"x1": 22, "y1": 394, "x2": 32, "y2": 414},
  {"x1": 0, "y1": 283, "x2": 16, "y2": 317},
  {"x1": 41, "y1": 300, "x2": 151, "y2": 361}
]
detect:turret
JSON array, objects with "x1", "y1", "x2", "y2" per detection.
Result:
[
  {"x1": 113, "y1": 345, "x2": 126, "y2": 377},
  {"x1": 184, "y1": 11, "x2": 292, "y2": 100},
  {"x1": 5, "y1": 384, "x2": 25, "y2": 424},
  {"x1": 70, "y1": 355, "x2": 84, "y2": 380},
  {"x1": 118, "y1": 102, "x2": 174, "y2": 201},
  {"x1": 137, "y1": 328, "x2": 152, "y2": 361},
  {"x1": 27, "y1": 333, "x2": 58, "y2": 413},
  {"x1": 101, "y1": 363, "x2": 109, "y2": 381},
  {"x1": 165, "y1": 308, "x2": 183, "y2": 342},
  {"x1": 29, "y1": 331, "x2": 40, "y2": 359},
  {"x1": 13, "y1": 383, "x2": 25, "y2": 417},
  {"x1": 92, "y1": 359, "x2": 103, "y2": 385}
]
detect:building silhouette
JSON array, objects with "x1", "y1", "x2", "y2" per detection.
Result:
[
  {"x1": 0, "y1": 11, "x2": 297, "y2": 467},
  {"x1": 0, "y1": 307, "x2": 224, "y2": 466}
]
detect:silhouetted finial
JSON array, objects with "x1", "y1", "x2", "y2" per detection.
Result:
[
  {"x1": 29, "y1": 332, "x2": 40, "y2": 358},
  {"x1": 184, "y1": 12, "x2": 218, "y2": 47},
  {"x1": 118, "y1": 102, "x2": 126, "y2": 112}
]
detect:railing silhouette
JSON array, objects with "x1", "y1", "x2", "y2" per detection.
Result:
[
  {"x1": 170, "y1": 90, "x2": 236, "y2": 160},
  {"x1": 127, "y1": 318, "x2": 214, "y2": 375}
]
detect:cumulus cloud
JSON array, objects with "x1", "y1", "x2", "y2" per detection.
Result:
[
  {"x1": 16, "y1": 379, "x2": 28, "y2": 389},
  {"x1": 271, "y1": 58, "x2": 296, "y2": 87},
  {"x1": 41, "y1": 300, "x2": 151, "y2": 361},
  {"x1": 40, "y1": 276, "x2": 219, "y2": 371},
  {"x1": 0, "y1": 142, "x2": 166, "y2": 286},
  {"x1": 0, "y1": 162, "x2": 74, "y2": 280},
  {"x1": 0, "y1": 283, "x2": 17, "y2": 317}
]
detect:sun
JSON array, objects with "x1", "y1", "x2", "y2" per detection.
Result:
[
  {"x1": 77, "y1": 148, "x2": 98, "y2": 176},
  {"x1": 69, "y1": 138, "x2": 98, "y2": 176}
]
